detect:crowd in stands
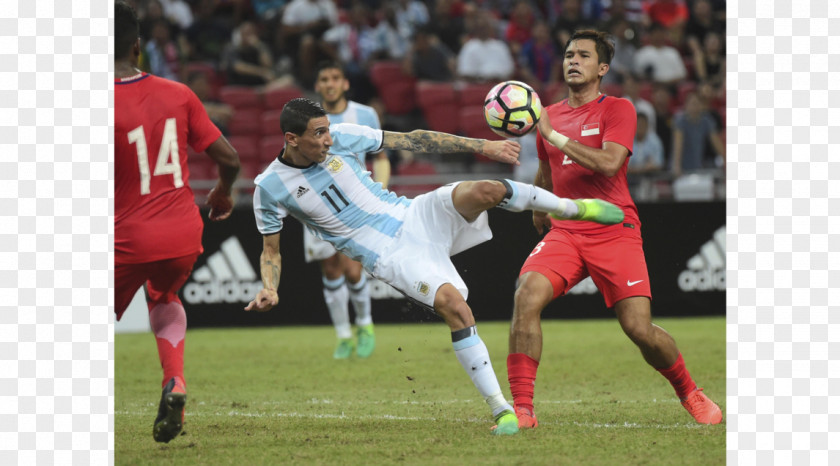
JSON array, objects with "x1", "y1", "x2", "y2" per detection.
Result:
[{"x1": 128, "y1": 0, "x2": 726, "y2": 201}]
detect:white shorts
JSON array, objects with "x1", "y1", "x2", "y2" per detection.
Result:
[
  {"x1": 371, "y1": 183, "x2": 493, "y2": 309},
  {"x1": 303, "y1": 227, "x2": 338, "y2": 263}
]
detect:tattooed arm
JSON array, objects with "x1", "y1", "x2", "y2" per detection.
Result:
[
  {"x1": 245, "y1": 232, "x2": 281, "y2": 311},
  {"x1": 382, "y1": 130, "x2": 522, "y2": 165}
]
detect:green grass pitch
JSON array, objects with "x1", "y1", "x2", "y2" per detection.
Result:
[{"x1": 115, "y1": 317, "x2": 725, "y2": 465}]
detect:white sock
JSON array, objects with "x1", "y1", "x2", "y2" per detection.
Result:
[
  {"x1": 348, "y1": 274, "x2": 372, "y2": 327},
  {"x1": 323, "y1": 276, "x2": 351, "y2": 339},
  {"x1": 495, "y1": 179, "x2": 579, "y2": 216},
  {"x1": 452, "y1": 326, "x2": 513, "y2": 418}
]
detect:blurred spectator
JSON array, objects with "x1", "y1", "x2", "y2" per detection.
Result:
[
  {"x1": 251, "y1": 0, "x2": 290, "y2": 21},
  {"x1": 403, "y1": 27, "x2": 456, "y2": 81},
  {"x1": 186, "y1": 71, "x2": 234, "y2": 136},
  {"x1": 697, "y1": 80, "x2": 723, "y2": 128},
  {"x1": 139, "y1": 1, "x2": 175, "y2": 43},
  {"x1": 428, "y1": 0, "x2": 467, "y2": 54},
  {"x1": 651, "y1": 84, "x2": 673, "y2": 165},
  {"x1": 456, "y1": 11, "x2": 515, "y2": 82},
  {"x1": 396, "y1": 0, "x2": 431, "y2": 35},
  {"x1": 370, "y1": 3, "x2": 413, "y2": 60},
  {"x1": 622, "y1": 73, "x2": 655, "y2": 132},
  {"x1": 692, "y1": 32, "x2": 725, "y2": 90},
  {"x1": 145, "y1": 20, "x2": 180, "y2": 81},
  {"x1": 600, "y1": 0, "x2": 645, "y2": 26},
  {"x1": 641, "y1": 0, "x2": 688, "y2": 29},
  {"x1": 184, "y1": 0, "x2": 234, "y2": 65},
  {"x1": 684, "y1": 0, "x2": 725, "y2": 52},
  {"x1": 280, "y1": 0, "x2": 339, "y2": 85},
  {"x1": 671, "y1": 92, "x2": 725, "y2": 176},
  {"x1": 518, "y1": 21, "x2": 560, "y2": 85},
  {"x1": 627, "y1": 113, "x2": 664, "y2": 173},
  {"x1": 160, "y1": 0, "x2": 194, "y2": 30},
  {"x1": 553, "y1": 0, "x2": 588, "y2": 52},
  {"x1": 601, "y1": 16, "x2": 638, "y2": 85},
  {"x1": 222, "y1": 21, "x2": 294, "y2": 88},
  {"x1": 505, "y1": 0, "x2": 536, "y2": 56},
  {"x1": 633, "y1": 23, "x2": 686, "y2": 86},
  {"x1": 321, "y1": 3, "x2": 379, "y2": 101}
]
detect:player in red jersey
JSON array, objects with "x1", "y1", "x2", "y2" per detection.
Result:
[
  {"x1": 504, "y1": 30, "x2": 722, "y2": 428},
  {"x1": 114, "y1": 1, "x2": 240, "y2": 443}
]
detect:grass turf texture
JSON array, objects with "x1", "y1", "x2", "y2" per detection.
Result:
[{"x1": 116, "y1": 317, "x2": 725, "y2": 465}]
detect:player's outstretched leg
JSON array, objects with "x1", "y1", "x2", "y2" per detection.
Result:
[
  {"x1": 434, "y1": 284, "x2": 518, "y2": 435},
  {"x1": 153, "y1": 377, "x2": 187, "y2": 443},
  {"x1": 552, "y1": 198, "x2": 625, "y2": 225},
  {"x1": 494, "y1": 179, "x2": 624, "y2": 225},
  {"x1": 347, "y1": 267, "x2": 375, "y2": 358}
]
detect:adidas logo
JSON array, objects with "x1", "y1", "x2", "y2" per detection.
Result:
[
  {"x1": 296, "y1": 186, "x2": 309, "y2": 198},
  {"x1": 678, "y1": 225, "x2": 725, "y2": 292},
  {"x1": 183, "y1": 237, "x2": 263, "y2": 304}
]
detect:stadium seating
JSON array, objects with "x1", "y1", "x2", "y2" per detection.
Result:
[
  {"x1": 369, "y1": 61, "x2": 416, "y2": 115},
  {"x1": 261, "y1": 109, "x2": 284, "y2": 137},
  {"x1": 458, "y1": 82, "x2": 496, "y2": 107},
  {"x1": 602, "y1": 82, "x2": 623, "y2": 98},
  {"x1": 265, "y1": 85, "x2": 304, "y2": 110},
  {"x1": 260, "y1": 135, "x2": 286, "y2": 164},
  {"x1": 458, "y1": 106, "x2": 505, "y2": 163},
  {"x1": 541, "y1": 82, "x2": 568, "y2": 105},
  {"x1": 390, "y1": 160, "x2": 441, "y2": 199},
  {"x1": 219, "y1": 85, "x2": 263, "y2": 109},
  {"x1": 227, "y1": 135, "x2": 261, "y2": 163},
  {"x1": 227, "y1": 108, "x2": 263, "y2": 137},
  {"x1": 415, "y1": 81, "x2": 459, "y2": 134}
]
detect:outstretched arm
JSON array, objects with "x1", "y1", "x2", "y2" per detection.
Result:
[
  {"x1": 245, "y1": 232, "x2": 282, "y2": 311},
  {"x1": 536, "y1": 106, "x2": 627, "y2": 177},
  {"x1": 382, "y1": 130, "x2": 521, "y2": 165}
]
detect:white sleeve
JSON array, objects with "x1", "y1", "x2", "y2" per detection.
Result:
[{"x1": 329, "y1": 123, "x2": 384, "y2": 154}]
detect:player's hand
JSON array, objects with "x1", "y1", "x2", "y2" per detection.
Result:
[
  {"x1": 244, "y1": 289, "x2": 278, "y2": 312},
  {"x1": 207, "y1": 183, "x2": 234, "y2": 221},
  {"x1": 536, "y1": 105, "x2": 554, "y2": 139},
  {"x1": 533, "y1": 211, "x2": 552, "y2": 235},
  {"x1": 481, "y1": 139, "x2": 521, "y2": 165}
]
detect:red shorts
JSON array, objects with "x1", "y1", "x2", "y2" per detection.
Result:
[
  {"x1": 114, "y1": 252, "x2": 200, "y2": 321},
  {"x1": 519, "y1": 226, "x2": 651, "y2": 308}
]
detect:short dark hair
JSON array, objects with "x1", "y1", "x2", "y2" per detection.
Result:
[
  {"x1": 316, "y1": 60, "x2": 345, "y2": 78},
  {"x1": 281, "y1": 98, "x2": 328, "y2": 135},
  {"x1": 564, "y1": 29, "x2": 615, "y2": 66},
  {"x1": 115, "y1": 0, "x2": 139, "y2": 61}
]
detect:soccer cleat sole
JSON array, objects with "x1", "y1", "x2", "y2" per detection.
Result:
[{"x1": 153, "y1": 392, "x2": 186, "y2": 443}]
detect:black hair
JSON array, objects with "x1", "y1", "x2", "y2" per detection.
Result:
[
  {"x1": 564, "y1": 29, "x2": 615, "y2": 66},
  {"x1": 115, "y1": 0, "x2": 139, "y2": 61},
  {"x1": 316, "y1": 60, "x2": 346, "y2": 79},
  {"x1": 280, "y1": 98, "x2": 328, "y2": 136}
]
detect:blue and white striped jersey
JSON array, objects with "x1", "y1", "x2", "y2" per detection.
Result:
[
  {"x1": 327, "y1": 101, "x2": 382, "y2": 156},
  {"x1": 253, "y1": 123, "x2": 410, "y2": 270}
]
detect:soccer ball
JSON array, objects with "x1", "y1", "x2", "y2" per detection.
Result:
[{"x1": 483, "y1": 81, "x2": 542, "y2": 138}]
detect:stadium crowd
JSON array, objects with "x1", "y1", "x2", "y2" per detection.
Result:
[{"x1": 126, "y1": 0, "x2": 726, "y2": 201}]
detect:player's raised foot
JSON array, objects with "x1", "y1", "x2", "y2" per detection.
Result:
[
  {"x1": 550, "y1": 199, "x2": 624, "y2": 225},
  {"x1": 153, "y1": 377, "x2": 187, "y2": 443},
  {"x1": 490, "y1": 410, "x2": 520, "y2": 436},
  {"x1": 356, "y1": 324, "x2": 375, "y2": 358},
  {"x1": 333, "y1": 338, "x2": 354, "y2": 359},
  {"x1": 680, "y1": 388, "x2": 722, "y2": 425},
  {"x1": 514, "y1": 405, "x2": 538, "y2": 429}
]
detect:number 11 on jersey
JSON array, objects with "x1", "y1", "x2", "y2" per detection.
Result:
[{"x1": 127, "y1": 118, "x2": 183, "y2": 195}]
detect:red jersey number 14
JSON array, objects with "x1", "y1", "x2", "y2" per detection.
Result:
[{"x1": 126, "y1": 117, "x2": 183, "y2": 195}]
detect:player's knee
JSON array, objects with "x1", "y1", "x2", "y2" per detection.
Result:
[
  {"x1": 514, "y1": 274, "x2": 554, "y2": 317},
  {"x1": 470, "y1": 180, "x2": 506, "y2": 206},
  {"x1": 622, "y1": 320, "x2": 653, "y2": 346},
  {"x1": 433, "y1": 288, "x2": 474, "y2": 329}
]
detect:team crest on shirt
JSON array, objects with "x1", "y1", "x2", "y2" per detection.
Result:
[
  {"x1": 581, "y1": 122, "x2": 600, "y2": 136},
  {"x1": 326, "y1": 156, "x2": 344, "y2": 173},
  {"x1": 416, "y1": 281, "x2": 430, "y2": 296}
]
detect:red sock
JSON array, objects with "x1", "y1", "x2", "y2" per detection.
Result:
[
  {"x1": 149, "y1": 301, "x2": 187, "y2": 388},
  {"x1": 507, "y1": 353, "x2": 539, "y2": 413},
  {"x1": 656, "y1": 353, "x2": 697, "y2": 399}
]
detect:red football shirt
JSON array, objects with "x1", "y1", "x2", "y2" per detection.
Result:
[
  {"x1": 536, "y1": 94, "x2": 638, "y2": 233},
  {"x1": 114, "y1": 73, "x2": 221, "y2": 263}
]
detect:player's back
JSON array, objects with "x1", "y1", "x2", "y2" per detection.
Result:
[{"x1": 115, "y1": 73, "x2": 219, "y2": 263}]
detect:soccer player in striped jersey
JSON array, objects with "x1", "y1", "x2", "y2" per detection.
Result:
[
  {"x1": 245, "y1": 98, "x2": 623, "y2": 435},
  {"x1": 308, "y1": 61, "x2": 390, "y2": 360}
]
